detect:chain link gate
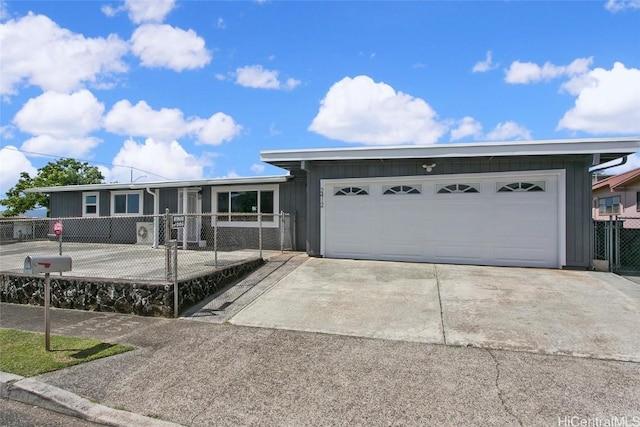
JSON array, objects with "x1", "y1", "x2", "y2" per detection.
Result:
[{"x1": 594, "y1": 217, "x2": 640, "y2": 274}]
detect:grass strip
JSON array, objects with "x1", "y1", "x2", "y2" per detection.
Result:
[{"x1": 0, "y1": 328, "x2": 134, "y2": 377}]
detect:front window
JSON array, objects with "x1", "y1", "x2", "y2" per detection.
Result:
[
  {"x1": 82, "y1": 192, "x2": 99, "y2": 217},
  {"x1": 111, "y1": 191, "x2": 143, "y2": 215},
  {"x1": 213, "y1": 186, "x2": 277, "y2": 226},
  {"x1": 598, "y1": 196, "x2": 621, "y2": 215}
]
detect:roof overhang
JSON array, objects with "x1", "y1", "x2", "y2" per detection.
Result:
[
  {"x1": 261, "y1": 137, "x2": 640, "y2": 170},
  {"x1": 26, "y1": 175, "x2": 291, "y2": 194}
]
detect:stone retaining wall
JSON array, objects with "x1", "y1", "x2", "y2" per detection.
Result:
[{"x1": 0, "y1": 258, "x2": 264, "y2": 318}]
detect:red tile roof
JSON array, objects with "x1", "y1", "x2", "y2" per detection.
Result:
[{"x1": 593, "y1": 166, "x2": 640, "y2": 191}]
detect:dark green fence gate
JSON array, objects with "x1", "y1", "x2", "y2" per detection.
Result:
[{"x1": 594, "y1": 217, "x2": 640, "y2": 274}]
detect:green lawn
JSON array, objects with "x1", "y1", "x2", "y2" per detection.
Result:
[{"x1": 0, "y1": 328, "x2": 135, "y2": 377}]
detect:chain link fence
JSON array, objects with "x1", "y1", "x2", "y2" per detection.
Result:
[
  {"x1": 593, "y1": 217, "x2": 640, "y2": 274},
  {"x1": 0, "y1": 212, "x2": 293, "y2": 281}
]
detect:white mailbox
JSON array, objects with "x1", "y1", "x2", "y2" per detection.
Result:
[{"x1": 24, "y1": 255, "x2": 72, "y2": 274}]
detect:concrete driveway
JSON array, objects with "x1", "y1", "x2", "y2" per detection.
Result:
[{"x1": 230, "y1": 257, "x2": 640, "y2": 362}]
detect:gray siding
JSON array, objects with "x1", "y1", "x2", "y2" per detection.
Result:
[
  {"x1": 304, "y1": 155, "x2": 593, "y2": 268},
  {"x1": 278, "y1": 173, "x2": 307, "y2": 251},
  {"x1": 159, "y1": 188, "x2": 179, "y2": 213},
  {"x1": 50, "y1": 192, "x2": 82, "y2": 217}
]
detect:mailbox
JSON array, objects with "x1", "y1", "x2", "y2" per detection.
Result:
[{"x1": 24, "y1": 255, "x2": 72, "y2": 274}]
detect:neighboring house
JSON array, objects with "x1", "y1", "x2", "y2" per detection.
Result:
[
  {"x1": 592, "y1": 166, "x2": 640, "y2": 222},
  {"x1": 0, "y1": 208, "x2": 48, "y2": 240},
  {"x1": 28, "y1": 137, "x2": 640, "y2": 270}
]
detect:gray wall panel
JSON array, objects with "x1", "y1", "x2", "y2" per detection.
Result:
[
  {"x1": 159, "y1": 188, "x2": 178, "y2": 213},
  {"x1": 99, "y1": 191, "x2": 110, "y2": 216},
  {"x1": 50, "y1": 192, "x2": 82, "y2": 217},
  {"x1": 304, "y1": 155, "x2": 593, "y2": 268},
  {"x1": 278, "y1": 174, "x2": 307, "y2": 251},
  {"x1": 202, "y1": 186, "x2": 211, "y2": 213}
]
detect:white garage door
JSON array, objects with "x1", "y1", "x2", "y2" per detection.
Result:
[{"x1": 321, "y1": 171, "x2": 565, "y2": 268}]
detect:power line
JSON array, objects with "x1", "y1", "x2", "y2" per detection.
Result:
[{"x1": 1, "y1": 145, "x2": 170, "y2": 180}]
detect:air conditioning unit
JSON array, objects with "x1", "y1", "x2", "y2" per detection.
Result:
[{"x1": 136, "y1": 222, "x2": 154, "y2": 245}]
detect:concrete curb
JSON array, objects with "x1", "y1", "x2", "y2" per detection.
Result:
[{"x1": 1, "y1": 371, "x2": 182, "y2": 427}]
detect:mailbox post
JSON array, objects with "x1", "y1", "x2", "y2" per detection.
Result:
[{"x1": 24, "y1": 255, "x2": 72, "y2": 351}]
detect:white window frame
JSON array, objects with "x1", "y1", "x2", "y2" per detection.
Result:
[
  {"x1": 110, "y1": 190, "x2": 144, "y2": 216},
  {"x1": 598, "y1": 195, "x2": 621, "y2": 216},
  {"x1": 212, "y1": 184, "x2": 279, "y2": 228},
  {"x1": 82, "y1": 191, "x2": 100, "y2": 217}
]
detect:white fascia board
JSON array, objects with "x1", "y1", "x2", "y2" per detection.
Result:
[
  {"x1": 26, "y1": 175, "x2": 291, "y2": 193},
  {"x1": 260, "y1": 137, "x2": 640, "y2": 162}
]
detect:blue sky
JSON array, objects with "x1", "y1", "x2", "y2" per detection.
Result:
[{"x1": 1, "y1": 0, "x2": 639, "y2": 195}]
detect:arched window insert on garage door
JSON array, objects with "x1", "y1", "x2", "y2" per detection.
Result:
[
  {"x1": 436, "y1": 184, "x2": 479, "y2": 194},
  {"x1": 383, "y1": 185, "x2": 422, "y2": 195},
  {"x1": 497, "y1": 181, "x2": 546, "y2": 192},
  {"x1": 334, "y1": 186, "x2": 369, "y2": 196}
]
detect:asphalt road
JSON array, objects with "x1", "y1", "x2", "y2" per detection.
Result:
[{"x1": 0, "y1": 399, "x2": 101, "y2": 427}]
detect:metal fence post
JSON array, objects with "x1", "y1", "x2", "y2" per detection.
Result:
[
  {"x1": 607, "y1": 216, "x2": 613, "y2": 272},
  {"x1": 259, "y1": 213, "x2": 263, "y2": 259},
  {"x1": 213, "y1": 214, "x2": 218, "y2": 269},
  {"x1": 173, "y1": 240, "x2": 178, "y2": 318},
  {"x1": 280, "y1": 211, "x2": 285, "y2": 253},
  {"x1": 292, "y1": 210, "x2": 297, "y2": 251},
  {"x1": 165, "y1": 208, "x2": 171, "y2": 281},
  {"x1": 44, "y1": 272, "x2": 51, "y2": 351},
  {"x1": 614, "y1": 217, "x2": 621, "y2": 272}
]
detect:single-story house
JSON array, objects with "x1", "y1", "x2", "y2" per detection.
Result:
[
  {"x1": 28, "y1": 137, "x2": 640, "y2": 270},
  {"x1": 592, "y1": 166, "x2": 640, "y2": 222}
]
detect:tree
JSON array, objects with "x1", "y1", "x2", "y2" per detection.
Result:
[{"x1": 0, "y1": 158, "x2": 104, "y2": 216}]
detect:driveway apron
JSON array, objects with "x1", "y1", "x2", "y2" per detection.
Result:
[
  {"x1": 230, "y1": 257, "x2": 444, "y2": 344},
  {"x1": 230, "y1": 258, "x2": 640, "y2": 362}
]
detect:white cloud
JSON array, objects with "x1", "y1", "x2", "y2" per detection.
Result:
[
  {"x1": 104, "y1": 99, "x2": 242, "y2": 145},
  {"x1": 605, "y1": 0, "x2": 640, "y2": 12},
  {"x1": 308, "y1": 75, "x2": 447, "y2": 145},
  {"x1": 250, "y1": 163, "x2": 265, "y2": 174},
  {"x1": 21, "y1": 135, "x2": 101, "y2": 158},
  {"x1": 0, "y1": 125, "x2": 14, "y2": 139},
  {"x1": 486, "y1": 121, "x2": 532, "y2": 141},
  {"x1": 192, "y1": 113, "x2": 242, "y2": 146},
  {"x1": 0, "y1": 1, "x2": 9, "y2": 20},
  {"x1": 131, "y1": 24, "x2": 211, "y2": 71},
  {"x1": 472, "y1": 51, "x2": 497, "y2": 73},
  {"x1": 0, "y1": 13, "x2": 128, "y2": 96},
  {"x1": 219, "y1": 171, "x2": 240, "y2": 179},
  {"x1": 504, "y1": 57, "x2": 593, "y2": 84},
  {"x1": 216, "y1": 17, "x2": 226, "y2": 29},
  {"x1": 102, "y1": 0, "x2": 176, "y2": 24},
  {"x1": 104, "y1": 100, "x2": 189, "y2": 141},
  {"x1": 450, "y1": 116, "x2": 483, "y2": 141},
  {"x1": 108, "y1": 138, "x2": 206, "y2": 183},
  {"x1": 100, "y1": 5, "x2": 120, "y2": 18},
  {"x1": 125, "y1": 0, "x2": 176, "y2": 24},
  {"x1": 235, "y1": 65, "x2": 301, "y2": 90},
  {"x1": 0, "y1": 146, "x2": 36, "y2": 193},
  {"x1": 13, "y1": 90, "x2": 104, "y2": 138},
  {"x1": 557, "y1": 62, "x2": 640, "y2": 134},
  {"x1": 269, "y1": 123, "x2": 281, "y2": 136}
]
